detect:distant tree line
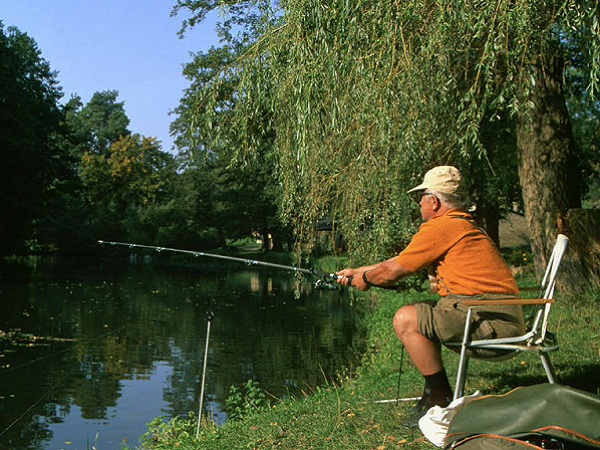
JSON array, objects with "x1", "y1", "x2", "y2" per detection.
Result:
[{"x1": 0, "y1": 22, "x2": 289, "y2": 258}]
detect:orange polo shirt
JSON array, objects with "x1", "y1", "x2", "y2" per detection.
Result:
[{"x1": 396, "y1": 210, "x2": 519, "y2": 296}]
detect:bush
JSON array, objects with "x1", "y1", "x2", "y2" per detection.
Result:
[
  {"x1": 502, "y1": 246, "x2": 533, "y2": 267},
  {"x1": 225, "y1": 379, "x2": 269, "y2": 421}
]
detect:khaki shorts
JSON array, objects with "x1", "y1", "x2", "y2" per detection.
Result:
[{"x1": 414, "y1": 294, "x2": 526, "y2": 358}]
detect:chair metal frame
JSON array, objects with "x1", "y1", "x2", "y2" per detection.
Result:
[{"x1": 449, "y1": 234, "x2": 569, "y2": 401}]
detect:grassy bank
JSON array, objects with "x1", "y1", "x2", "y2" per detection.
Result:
[{"x1": 128, "y1": 278, "x2": 600, "y2": 450}]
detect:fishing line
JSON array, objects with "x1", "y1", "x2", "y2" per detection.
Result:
[
  {"x1": 0, "y1": 325, "x2": 127, "y2": 377},
  {"x1": 0, "y1": 325, "x2": 128, "y2": 439},
  {"x1": 0, "y1": 365, "x2": 80, "y2": 439}
]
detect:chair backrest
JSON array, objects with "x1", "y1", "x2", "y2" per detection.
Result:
[
  {"x1": 539, "y1": 234, "x2": 570, "y2": 300},
  {"x1": 530, "y1": 234, "x2": 569, "y2": 343}
]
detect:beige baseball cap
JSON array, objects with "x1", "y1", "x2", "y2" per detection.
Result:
[{"x1": 407, "y1": 165, "x2": 464, "y2": 195}]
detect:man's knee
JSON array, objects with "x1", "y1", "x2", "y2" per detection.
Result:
[{"x1": 393, "y1": 305, "x2": 419, "y2": 336}]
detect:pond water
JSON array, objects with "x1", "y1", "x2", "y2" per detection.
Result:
[{"x1": 0, "y1": 254, "x2": 364, "y2": 450}]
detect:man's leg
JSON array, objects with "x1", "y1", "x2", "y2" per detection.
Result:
[
  {"x1": 393, "y1": 304, "x2": 452, "y2": 409},
  {"x1": 393, "y1": 304, "x2": 443, "y2": 374}
]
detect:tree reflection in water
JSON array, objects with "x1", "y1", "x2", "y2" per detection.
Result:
[{"x1": 0, "y1": 255, "x2": 364, "y2": 449}]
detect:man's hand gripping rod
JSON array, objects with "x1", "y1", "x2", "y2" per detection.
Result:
[{"x1": 98, "y1": 240, "x2": 343, "y2": 290}]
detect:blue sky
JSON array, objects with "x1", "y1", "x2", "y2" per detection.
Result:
[{"x1": 1, "y1": 0, "x2": 220, "y2": 152}]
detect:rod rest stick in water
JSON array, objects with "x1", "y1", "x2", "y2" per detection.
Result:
[
  {"x1": 196, "y1": 310, "x2": 213, "y2": 438},
  {"x1": 97, "y1": 240, "x2": 342, "y2": 290}
]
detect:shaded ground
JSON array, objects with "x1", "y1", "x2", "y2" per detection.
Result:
[{"x1": 499, "y1": 212, "x2": 530, "y2": 248}]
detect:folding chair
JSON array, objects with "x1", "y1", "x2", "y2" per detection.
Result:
[{"x1": 448, "y1": 234, "x2": 569, "y2": 401}]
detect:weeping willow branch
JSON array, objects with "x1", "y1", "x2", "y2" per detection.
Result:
[{"x1": 178, "y1": 0, "x2": 600, "y2": 263}]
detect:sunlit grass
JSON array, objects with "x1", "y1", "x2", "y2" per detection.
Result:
[{"x1": 128, "y1": 274, "x2": 600, "y2": 450}]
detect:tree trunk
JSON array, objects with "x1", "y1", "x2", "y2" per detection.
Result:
[
  {"x1": 515, "y1": 53, "x2": 582, "y2": 277},
  {"x1": 476, "y1": 202, "x2": 501, "y2": 247},
  {"x1": 557, "y1": 209, "x2": 600, "y2": 296},
  {"x1": 217, "y1": 227, "x2": 228, "y2": 250},
  {"x1": 262, "y1": 230, "x2": 271, "y2": 253}
]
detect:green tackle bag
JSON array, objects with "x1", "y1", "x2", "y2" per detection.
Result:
[{"x1": 444, "y1": 384, "x2": 600, "y2": 450}]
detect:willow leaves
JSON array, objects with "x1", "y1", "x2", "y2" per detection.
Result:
[{"x1": 175, "y1": 0, "x2": 600, "y2": 263}]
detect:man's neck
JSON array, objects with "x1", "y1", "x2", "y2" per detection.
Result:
[{"x1": 430, "y1": 206, "x2": 453, "y2": 220}]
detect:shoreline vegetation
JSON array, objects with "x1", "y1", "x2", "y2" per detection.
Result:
[{"x1": 127, "y1": 253, "x2": 600, "y2": 450}]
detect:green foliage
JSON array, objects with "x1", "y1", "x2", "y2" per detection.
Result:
[
  {"x1": 502, "y1": 246, "x2": 534, "y2": 268},
  {"x1": 50, "y1": 91, "x2": 183, "y2": 250},
  {"x1": 78, "y1": 133, "x2": 175, "y2": 242},
  {"x1": 80, "y1": 134, "x2": 173, "y2": 207},
  {"x1": 564, "y1": 47, "x2": 600, "y2": 208},
  {"x1": 138, "y1": 412, "x2": 199, "y2": 449},
  {"x1": 0, "y1": 23, "x2": 67, "y2": 256},
  {"x1": 173, "y1": 0, "x2": 600, "y2": 267},
  {"x1": 67, "y1": 90, "x2": 130, "y2": 157},
  {"x1": 171, "y1": 5, "x2": 291, "y2": 252},
  {"x1": 2, "y1": 13, "x2": 283, "y2": 256},
  {"x1": 225, "y1": 379, "x2": 269, "y2": 421}
]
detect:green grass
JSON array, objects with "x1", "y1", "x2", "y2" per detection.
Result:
[{"x1": 127, "y1": 283, "x2": 600, "y2": 450}]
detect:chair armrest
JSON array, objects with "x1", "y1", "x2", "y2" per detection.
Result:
[{"x1": 462, "y1": 298, "x2": 555, "y2": 307}]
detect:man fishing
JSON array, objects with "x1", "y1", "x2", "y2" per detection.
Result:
[{"x1": 336, "y1": 165, "x2": 525, "y2": 415}]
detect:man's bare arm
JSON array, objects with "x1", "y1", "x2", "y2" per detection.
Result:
[
  {"x1": 361, "y1": 257, "x2": 412, "y2": 287},
  {"x1": 337, "y1": 257, "x2": 413, "y2": 290}
]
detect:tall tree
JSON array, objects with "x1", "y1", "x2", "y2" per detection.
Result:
[
  {"x1": 79, "y1": 134, "x2": 174, "y2": 241},
  {"x1": 515, "y1": 51, "x2": 582, "y2": 268},
  {"x1": 564, "y1": 25, "x2": 600, "y2": 208},
  {"x1": 175, "y1": 1, "x2": 600, "y2": 280},
  {"x1": 67, "y1": 90, "x2": 130, "y2": 157},
  {"x1": 0, "y1": 24, "x2": 66, "y2": 257},
  {"x1": 171, "y1": 2, "x2": 290, "y2": 251}
]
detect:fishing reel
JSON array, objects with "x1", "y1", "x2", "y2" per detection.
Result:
[
  {"x1": 313, "y1": 278, "x2": 339, "y2": 290},
  {"x1": 308, "y1": 268, "x2": 342, "y2": 290}
]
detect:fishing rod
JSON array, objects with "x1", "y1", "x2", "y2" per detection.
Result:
[{"x1": 97, "y1": 240, "x2": 343, "y2": 290}]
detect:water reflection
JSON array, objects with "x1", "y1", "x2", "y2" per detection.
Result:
[{"x1": 0, "y1": 255, "x2": 364, "y2": 449}]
